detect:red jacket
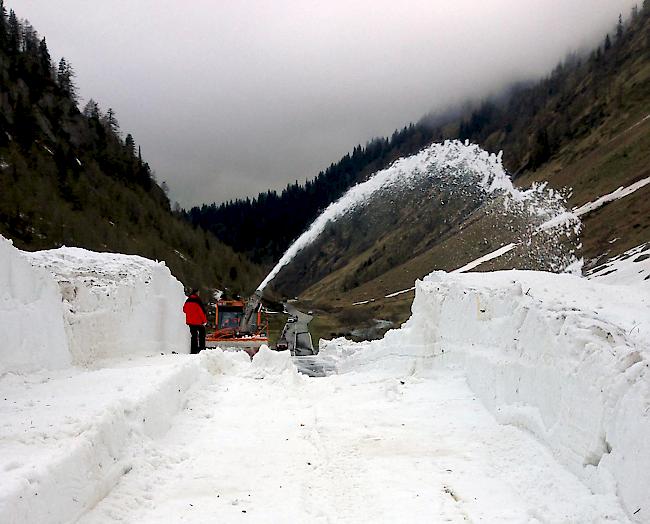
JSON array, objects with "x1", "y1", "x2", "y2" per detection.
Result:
[{"x1": 183, "y1": 294, "x2": 207, "y2": 325}]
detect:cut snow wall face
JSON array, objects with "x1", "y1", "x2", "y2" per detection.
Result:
[
  {"x1": 417, "y1": 272, "x2": 649, "y2": 522},
  {"x1": 0, "y1": 236, "x2": 71, "y2": 373},
  {"x1": 322, "y1": 270, "x2": 650, "y2": 522},
  {"x1": 25, "y1": 247, "x2": 190, "y2": 364}
]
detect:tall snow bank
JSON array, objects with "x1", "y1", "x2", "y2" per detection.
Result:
[
  {"x1": 25, "y1": 247, "x2": 189, "y2": 364},
  {"x1": 0, "y1": 236, "x2": 70, "y2": 373},
  {"x1": 322, "y1": 270, "x2": 650, "y2": 521}
]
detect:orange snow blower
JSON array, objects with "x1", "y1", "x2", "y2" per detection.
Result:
[{"x1": 205, "y1": 290, "x2": 268, "y2": 357}]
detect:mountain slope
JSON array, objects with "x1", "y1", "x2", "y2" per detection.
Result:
[
  {"x1": 264, "y1": 9, "x2": 650, "y2": 340},
  {"x1": 0, "y1": 4, "x2": 262, "y2": 293},
  {"x1": 199, "y1": 8, "x2": 649, "y2": 281}
]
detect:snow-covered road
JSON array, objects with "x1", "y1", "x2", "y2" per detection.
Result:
[
  {"x1": 80, "y1": 361, "x2": 627, "y2": 523},
  {"x1": 3, "y1": 234, "x2": 647, "y2": 522}
]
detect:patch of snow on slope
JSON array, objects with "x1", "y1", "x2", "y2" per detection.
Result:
[
  {"x1": 25, "y1": 246, "x2": 189, "y2": 364},
  {"x1": 0, "y1": 236, "x2": 70, "y2": 374},
  {"x1": 453, "y1": 242, "x2": 518, "y2": 273},
  {"x1": 321, "y1": 270, "x2": 650, "y2": 521},
  {"x1": 587, "y1": 243, "x2": 650, "y2": 286},
  {"x1": 573, "y1": 176, "x2": 650, "y2": 217}
]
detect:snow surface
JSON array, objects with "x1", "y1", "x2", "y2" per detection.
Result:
[
  {"x1": 2, "y1": 235, "x2": 648, "y2": 522},
  {"x1": 322, "y1": 270, "x2": 650, "y2": 521},
  {"x1": 0, "y1": 355, "x2": 210, "y2": 523},
  {"x1": 77, "y1": 353, "x2": 630, "y2": 524},
  {"x1": 1, "y1": 235, "x2": 188, "y2": 373},
  {"x1": 587, "y1": 243, "x2": 650, "y2": 286}
]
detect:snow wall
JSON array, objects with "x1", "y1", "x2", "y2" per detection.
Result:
[
  {"x1": 0, "y1": 235, "x2": 189, "y2": 372},
  {"x1": 25, "y1": 246, "x2": 190, "y2": 365},
  {"x1": 323, "y1": 270, "x2": 650, "y2": 522},
  {"x1": 0, "y1": 236, "x2": 70, "y2": 374}
]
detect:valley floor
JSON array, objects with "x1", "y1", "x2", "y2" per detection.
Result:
[{"x1": 69, "y1": 356, "x2": 627, "y2": 523}]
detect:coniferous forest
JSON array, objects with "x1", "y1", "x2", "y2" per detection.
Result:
[{"x1": 0, "y1": 1, "x2": 261, "y2": 293}]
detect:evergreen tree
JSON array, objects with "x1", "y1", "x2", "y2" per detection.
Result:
[
  {"x1": 82, "y1": 99, "x2": 101, "y2": 119},
  {"x1": 22, "y1": 21, "x2": 38, "y2": 54},
  {"x1": 616, "y1": 14, "x2": 624, "y2": 39},
  {"x1": 38, "y1": 37, "x2": 51, "y2": 75},
  {"x1": 7, "y1": 9, "x2": 20, "y2": 56},
  {"x1": 604, "y1": 34, "x2": 612, "y2": 51},
  {"x1": 57, "y1": 57, "x2": 78, "y2": 102},
  {"x1": 104, "y1": 108, "x2": 119, "y2": 133},
  {"x1": 0, "y1": 1, "x2": 7, "y2": 49},
  {"x1": 124, "y1": 133, "x2": 136, "y2": 157}
]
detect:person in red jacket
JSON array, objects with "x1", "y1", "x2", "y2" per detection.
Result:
[{"x1": 183, "y1": 289, "x2": 208, "y2": 354}]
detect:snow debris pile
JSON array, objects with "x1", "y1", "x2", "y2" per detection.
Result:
[
  {"x1": 258, "y1": 140, "x2": 579, "y2": 291},
  {"x1": 24, "y1": 245, "x2": 189, "y2": 365},
  {"x1": 321, "y1": 269, "x2": 650, "y2": 521},
  {"x1": 0, "y1": 236, "x2": 70, "y2": 374}
]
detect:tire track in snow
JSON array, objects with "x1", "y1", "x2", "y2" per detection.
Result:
[{"x1": 78, "y1": 365, "x2": 630, "y2": 523}]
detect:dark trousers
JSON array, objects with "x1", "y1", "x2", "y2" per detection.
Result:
[{"x1": 189, "y1": 325, "x2": 206, "y2": 354}]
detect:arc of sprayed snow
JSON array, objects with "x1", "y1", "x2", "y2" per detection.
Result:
[{"x1": 257, "y1": 141, "x2": 522, "y2": 292}]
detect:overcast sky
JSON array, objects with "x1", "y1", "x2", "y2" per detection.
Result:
[{"x1": 14, "y1": 1, "x2": 636, "y2": 207}]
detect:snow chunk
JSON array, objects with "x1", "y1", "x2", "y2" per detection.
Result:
[
  {"x1": 24, "y1": 245, "x2": 189, "y2": 365},
  {"x1": 0, "y1": 236, "x2": 70, "y2": 374},
  {"x1": 251, "y1": 345, "x2": 297, "y2": 376},
  {"x1": 199, "y1": 347, "x2": 252, "y2": 375}
]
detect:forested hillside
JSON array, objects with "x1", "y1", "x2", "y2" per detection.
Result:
[
  {"x1": 190, "y1": 5, "x2": 649, "y2": 267},
  {"x1": 0, "y1": 2, "x2": 261, "y2": 294}
]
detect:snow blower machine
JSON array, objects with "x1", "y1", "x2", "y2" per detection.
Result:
[{"x1": 205, "y1": 290, "x2": 269, "y2": 357}]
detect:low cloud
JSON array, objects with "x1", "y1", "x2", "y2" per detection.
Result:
[{"x1": 16, "y1": 0, "x2": 637, "y2": 206}]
